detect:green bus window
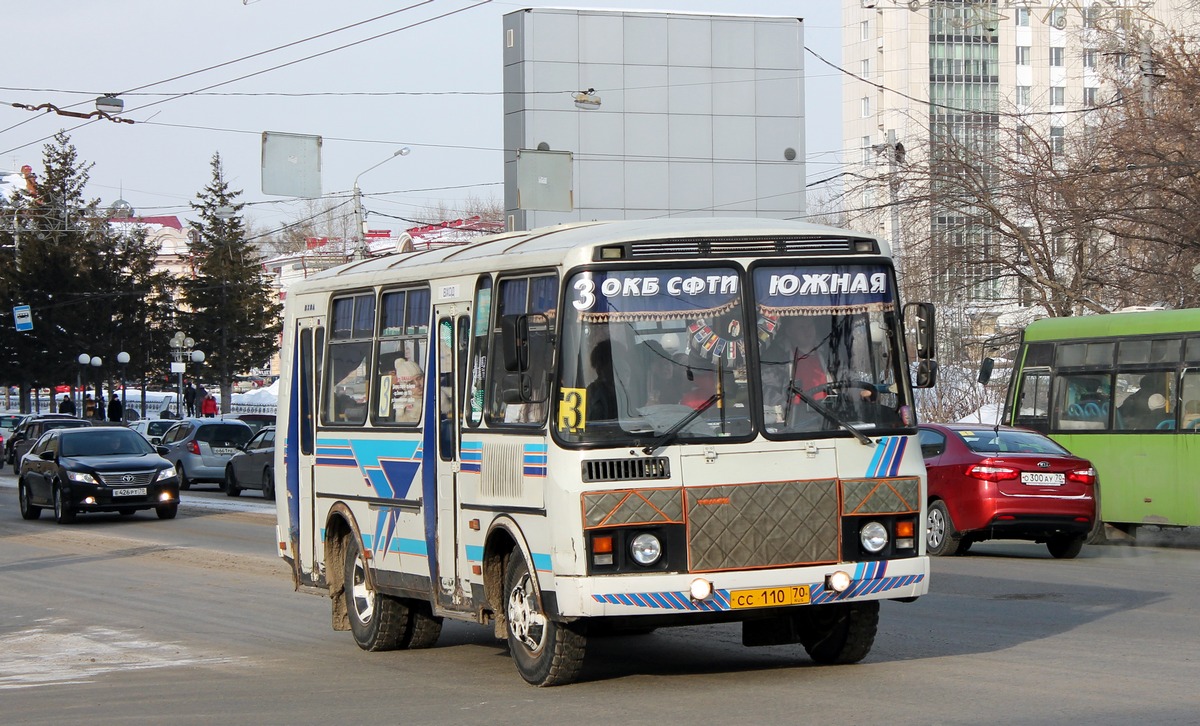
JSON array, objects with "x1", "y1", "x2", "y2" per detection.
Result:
[
  {"x1": 1052, "y1": 374, "x2": 1111, "y2": 431},
  {"x1": 1118, "y1": 338, "x2": 1181, "y2": 365},
  {"x1": 1115, "y1": 371, "x2": 1175, "y2": 431}
]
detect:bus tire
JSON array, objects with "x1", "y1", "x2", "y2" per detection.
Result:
[
  {"x1": 1047, "y1": 534, "x2": 1085, "y2": 559},
  {"x1": 504, "y1": 553, "x2": 586, "y2": 686},
  {"x1": 796, "y1": 600, "x2": 879, "y2": 665},
  {"x1": 344, "y1": 538, "x2": 410, "y2": 651},
  {"x1": 926, "y1": 501, "x2": 964, "y2": 556},
  {"x1": 401, "y1": 600, "x2": 443, "y2": 649}
]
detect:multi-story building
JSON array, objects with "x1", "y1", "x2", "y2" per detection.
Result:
[{"x1": 842, "y1": 0, "x2": 1190, "y2": 335}]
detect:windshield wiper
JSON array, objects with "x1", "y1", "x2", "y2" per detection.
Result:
[
  {"x1": 641, "y1": 393, "x2": 720, "y2": 455},
  {"x1": 788, "y1": 384, "x2": 874, "y2": 446}
]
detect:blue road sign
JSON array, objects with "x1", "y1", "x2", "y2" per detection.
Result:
[{"x1": 13, "y1": 304, "x2": 32, "y2": 331}]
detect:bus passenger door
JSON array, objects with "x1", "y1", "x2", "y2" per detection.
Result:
[
  {"x1": 290, "y1": 320, "x2": 323, "y2": 582},
  {"x1": 434, "y1": 312, "x2": 470, "y2": 607}
]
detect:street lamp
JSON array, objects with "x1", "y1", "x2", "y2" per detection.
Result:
[
  {"x1": 89, "y1": 355, "x2": 101, "y2": 419},
  {"x1": 76, "y1": 353, "x2": 90, "y2": 415},
  {"x1": 116, "y1": 351, "x2": 130, "y2": 420},
  {"x1": 169, "y1": 332, "x2": 205, "y2": 419},
  {"x1": 353, "y1": 147, "x2": 410, "y2": 259}
]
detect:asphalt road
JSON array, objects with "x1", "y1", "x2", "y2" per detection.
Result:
[{"x1": 1, "y1": 473, "x2": 1199, "y2": 725}]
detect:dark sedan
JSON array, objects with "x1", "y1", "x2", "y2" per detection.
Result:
[
  {"x1": 18, "y1": 427, "x2": 180, "y2": 523},
  {"x1": 224, "y1": 426, "x2": 275, "y2": 499},
  {"x1": 918, "y1": 423, "x2": 1098, "y2": 559}
]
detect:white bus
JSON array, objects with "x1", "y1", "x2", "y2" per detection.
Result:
[{"x1": 274, "y1": 218, "x2": 937, "y2": 686}]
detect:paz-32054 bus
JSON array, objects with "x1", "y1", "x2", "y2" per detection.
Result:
[{"x1": 275, "y1": 218, "x2": 936, "y2": 685}]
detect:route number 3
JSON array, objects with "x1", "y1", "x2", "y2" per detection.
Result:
[{"x1": 558, "y1": 387, "x2": 587, "y2": 433}]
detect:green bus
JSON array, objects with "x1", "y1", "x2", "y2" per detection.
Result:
[{"x1": 999, "y1": 308, "x2": 1200, "y2": 535}]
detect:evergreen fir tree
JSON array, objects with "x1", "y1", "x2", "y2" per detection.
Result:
[
  {"x1": 183, "y1": 152, "x2": 282, "y2": 412},
  {"x1": 0, "y1": 132, "x2": 172, "y2": 412}
]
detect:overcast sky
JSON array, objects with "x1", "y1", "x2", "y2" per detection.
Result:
[{"x1": 3, "y1": 1, "x2": 844, "y2": 236}]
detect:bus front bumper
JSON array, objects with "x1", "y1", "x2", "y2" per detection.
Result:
[{"x1": 550, "y1": 556, "x2": 929, "y2": 619}]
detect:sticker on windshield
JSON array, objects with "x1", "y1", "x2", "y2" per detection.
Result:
[{"x1": 558, "y1": 387, "x2": 587, "y2": 433}]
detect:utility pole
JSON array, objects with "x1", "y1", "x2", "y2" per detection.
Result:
[{"x1": 874, "y1": 130, "x2": 905, "y2": 274}]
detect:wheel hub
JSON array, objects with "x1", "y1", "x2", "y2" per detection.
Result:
[
  {"x1": 928, "y1": 509, "x2": 945, "y2": 548},
  {"x1": 508, "y1": 572, "x2": 547, "y2": 652},
  {"x1": 349, "y1": 555, "x2": 375, "y2": 624}
]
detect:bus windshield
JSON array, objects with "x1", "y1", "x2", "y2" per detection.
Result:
[
  {"x1": 555, "y1": 263, "x2": 913, "y2": 446},
  {"x1": 752, "y1": 264, "x2": 911, "y2": 436},
  {"x1": 557, "y1": 266, "x2": 752, "y2": 445}
]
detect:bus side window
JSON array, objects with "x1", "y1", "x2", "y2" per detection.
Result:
[
  {"x1": 1014, "y1": 371, "x2": 1050, "y2": 433},
  {"x1": 1182, "y1": 370, "x2": 1200, "y2": 430}
]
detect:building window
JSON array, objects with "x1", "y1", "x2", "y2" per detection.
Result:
[
  {"x1": 860, "y1": 20, "x2": 869, "y2": 41},
  {"x1": 1084, "y1": 4, "x2": 1101, "y2": 28},
  {"x1": 1050, "y1": 7, "x2": 1066, "y2": 29},
  {"x1": 1050, "y1": 47, "x2": 1065, "y2": 67},
  {"x1": 860, "y1": 58, "x2": 870, "y2": 78},
  {"x1": 1016, "y1": 7, "x2": 1029, "y2": 26},
  {"x1": 1083, "y1": 49, "x2": 1096, "y2": 69},
  {"x1": 1083, "y1": 87, "x2": 1098, "y2": 107},
  {"x1": 861, "y1": 136, "x2": 872, "y2": 165},
  {"x1": 1050, "y1": 86, "x2": 1065, "y2": 106},
  {"x1": 1016, "y1": 85, "x2": 1031, "y2": 107},
  {"x1": 1017, "y1": 46, "x2": 1031, "y2": 66},
  {"x1": 861, "y1": 96, "x2": 870, "y2": 117},
  {"x1": 1050, "y1": 126, "x2": 1065, "y2": 154}
]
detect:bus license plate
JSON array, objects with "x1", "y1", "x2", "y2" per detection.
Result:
[
  {"x1": 112, "y1": 488, "x2": 147, "y2": 497},
  {"x1": 1021, "y1": 472, "x2": 1064, "y2": 485},
  {"x1": 729, "y1": 585, "x2": 810, "y2": 609}
]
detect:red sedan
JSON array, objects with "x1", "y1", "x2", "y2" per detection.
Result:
[{"x1": 918, "y1": 423, "x2": 1097, "y2": 559}]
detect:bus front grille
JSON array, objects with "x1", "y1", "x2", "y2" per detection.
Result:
[
  {"x1": 581, "y1": 457, "x2": 670, "y2": 483},
  {"x1": 686, "y1": 479, "x2": 840, "y2": 572}
]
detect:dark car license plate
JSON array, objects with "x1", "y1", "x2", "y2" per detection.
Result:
[{"x1": 112, "y1": 487, "x2": 148, "y2": 497}]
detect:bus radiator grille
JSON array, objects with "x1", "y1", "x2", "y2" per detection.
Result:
[
  {"x1": 581, "y1": 457, "x2": 670, "y2": 483},
  {"x1": 686, "y1": 479, "x2": 839, "y2": 571}
]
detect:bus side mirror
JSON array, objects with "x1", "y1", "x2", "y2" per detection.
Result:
[
  {"x1": 904, "y1": 301, "x2": 937, "y2": 360},
  {"x1": 500, "y1": 373, "x2": 532, "y2": 403},
  {"x1": 915, "y1": 359, "x2": 938, "y2": 389},
  {"x1": 500, "y1": 314, "x2": 529, "y2": 372},
  {"x1": 978, "y1": 357, "x2": 995, "y2": 385}
]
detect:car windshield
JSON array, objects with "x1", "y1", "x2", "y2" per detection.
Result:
[
  {"x1": 956, "y1": 429, "x2": 1070, "y2": 455},
  {"x1": 195, "y1": 424, "x2": 253, "y2": 446},
  {"x1": 61, "y1": 430, "x2": 154, "y2": 457}
]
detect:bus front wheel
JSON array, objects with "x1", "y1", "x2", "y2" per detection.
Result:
[
  {"x1": 795, "y1": 600, "x2": 879, "y2": 665},
  {"x1": 344, "y1": 538, "x2": 411, "y2": 651},
  {"x1": 504, "y1": 553, "x2": 586, "y2": 686}
]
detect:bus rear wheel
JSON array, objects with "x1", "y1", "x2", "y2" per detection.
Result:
[
  {"x1": 504, "y1": 552, "x2": 586, "y2": 686},
  {"x1": 344, "y1": 538, "x2": 411, "y2": 651},
  {"x1": 795, "y1": 600, "x2": 879, "y2": 665}
]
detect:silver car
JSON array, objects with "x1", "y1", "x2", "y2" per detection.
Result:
[{"x1": 159, "y1": 418, "x2": 254, "y2": 490}]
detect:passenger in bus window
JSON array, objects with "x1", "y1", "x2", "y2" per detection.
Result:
[{"x1": 1118, "y1": 373, "x2": 1166, "y2": 429}]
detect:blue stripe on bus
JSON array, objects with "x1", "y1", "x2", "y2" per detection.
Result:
[
  {"x1": 388, "y1": 537, "x2": 428, "y2": 556},
  {"x1": 531, "y1": 552, "x2": 552, "y2": 572},
  {"x1": 465, "y1": 545, "x2": 484, "y2": 562}
]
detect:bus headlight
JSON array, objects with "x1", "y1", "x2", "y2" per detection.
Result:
[
  {"x1": 630, "y1": 533, "x2": 662, "y2": 566},
  {"x1": 860, "y1": 521, "x2": 888, "y2": 553}
]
